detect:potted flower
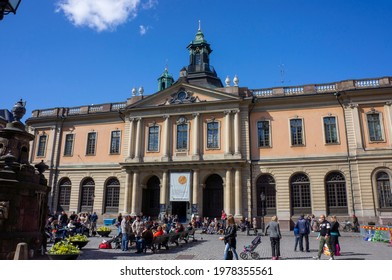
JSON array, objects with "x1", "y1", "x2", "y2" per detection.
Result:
[
  {"x1": 47, "y1": 241, "x2": 81, "y2": 260},
  {"x1": 67, "y1": 234, "x2": 89, "y2": 249},
  {"x1": 96, "y1": 226, "x2": 112, "y2": 237}
]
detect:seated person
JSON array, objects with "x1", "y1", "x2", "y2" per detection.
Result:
[
  {"x1": 175, "y1": 222, "x2": 185, "y2": 233},
  {"x1": 186, "y1": 222, "x2": 193, "y2": 231},
  {"x1": 136, "y1": 225, "x2": 153, "y2": 253}
]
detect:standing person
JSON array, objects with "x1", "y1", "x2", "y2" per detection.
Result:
[
  {"x1": 252, "y1": 217, "x2": 258, "y2": 235},
  {"x1": 352, "y1": 214, "x2": 360, "y2": 232},
  {"x1": 121, "y1": 215, "x2": 130, "y2": 251},
  {"x1": 265, "y1": 215, "x2": 282, "y2": 260},
  {"x1": 90, "y1": 212, "x2": 98, "y2": 234},
  {"x1": 219, "y1": 215, "x2": 239, "y2": 260},
  {"x1": 330, "y1": 215, "x2": 341, "y2": 256},
  {"x1": 221, "y1": 210, "x2": 227, "y2": 229},
  {"x1": 313, "y1": 214, "x2": 335, "y2": 260},
  {"x1": 117, "y1": 213, "x2": 123, "y2": 235},
  {"x1": 131, "y1": 215, "x2": 144, "y2": 248},
  {"x1": 310, "y1": 214, "x2": 319, "y2": 232},
  {"x1": 294, "y1": 225, "x2": 300, "y2": 251},
  {"x1": 294, "y1": 214, "x2": 310, "y2": 252}
]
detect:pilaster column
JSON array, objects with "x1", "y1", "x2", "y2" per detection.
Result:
[
  {"x1": 131, "y1": 171, "x2": 140, "y2": 216},
  {"x1": 225, "y1": 169, "x2": 232, "y2": 215},
  {"x1": 160, "y1": 170, "x2": 169, "y2": 212},
  {"x1": 134, "y1": 118, "x2": 142, "y2": 160},
  {"x1": 348, "y1": 103, "x2": 363, "y2": 150},
  {"x1": 162, "y1": 115, "x2": 170, "y2": 160},
  {"x1": 192, "y1": 113, "x2": 200, "y2": 158},
  {"x1": 127, "y1": 118, "x2": 135, "y2": 158},
  {"x1": 224, "y1": 110, "x2": 231, "y2": 155},
  {"x1": 234, "y1": 168, "x2": 243, "y2": 217},
  {"x1": 123, "y1": 170, "x2": 132, "y2": 213},
  {"x1": 234, "y1": 110, "x2": 241, "y2": 155},
  {"x1": 192, "y1": 169, "x2": 199, "y2": 214},
  {"x1": 384, "y1": 101, "x2": 392, "y2": 147}
]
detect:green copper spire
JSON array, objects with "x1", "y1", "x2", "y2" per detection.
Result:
[{"x1": 157, "y1": 66, "x2": 174, "y2": 91}]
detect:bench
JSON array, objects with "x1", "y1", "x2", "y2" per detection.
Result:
[{"x1": 149, "y1": 229, "x2": 197, "y2": 253}]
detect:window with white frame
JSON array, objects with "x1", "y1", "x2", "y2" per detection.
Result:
[
  {"x1": 367, "y1": 112, "x2": 384, "y2": 141},
  {"x1": 110, "y1": 130, "x2": 121, "y2": 154},
  {"x1": 37, "y1": 134, "x2": 47, "y2": 157},
  {"x1": 148, "y1": 124, "x2": 159, "y2": 152},
  {"x1": 207, "y1": 120, "x2": 219, "y2": 149},
  {"x1": 290, "y1": 118, "x2": 304, "y2": 146},
  {"x1": 257, "y1": 120, "x2": 271, "y2": 147},
  {"x1": 64, "y1": 134, "x2": 74, "y2": 156},
  {"x1": 86, "y1": 132, "x2": 97, "y2": 155},
  {"x1": 176, "y1": 123, "x2": 188, "y2": 150},
  {"x1": 323, "y1": 116, "x2": 338, "y2": 144}
]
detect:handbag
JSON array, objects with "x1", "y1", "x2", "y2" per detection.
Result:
[
  {"x1": 335, "y1": 244, "x2": 341, "y2": 256},
  {"x1": 226, "y1": 248, "x2": 233, "y2": 260}
]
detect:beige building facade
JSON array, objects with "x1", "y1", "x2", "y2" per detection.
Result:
[{"x1": 25, "y1": 29, "x2": 392, "y2": 230}]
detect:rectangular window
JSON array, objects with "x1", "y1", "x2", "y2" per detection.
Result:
[
  {"x1": 257, "y1": 120, "x2": 270, "y2": 147},
  {"x1": 37, "y1": 135, "x2": 47, "y2": 157},
  {"x1": 148, "y1": 125, "x2": 159, "y2": 152},
  {"x1": 177, "y1": 124, "x2": 188, "y2": 150},
  {"x1": 207, "y1": 121, "x2": 219, "y2": 149},
  {"x1": 86, "y1": 132, "x2": 97, "y2": 155},
  {"x1": 64, "y1": 134, "x2": 74, "y2": 156},
  {"x1": 110, "y1": 130, "x2": 121, "y2": 154},
  {"x1": 323, "y1": 116, "x2": 338, "y2": 144},
  {"x1": 367, "y1": 113, "x2": 383, "y2": 141},
  {"x1": 290, "y1": 119, "x2": 303, "y2": 146}
]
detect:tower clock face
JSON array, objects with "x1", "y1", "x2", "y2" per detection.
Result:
[{"x1": 177, "y1": 91, "x2": 186, "y2": 100}]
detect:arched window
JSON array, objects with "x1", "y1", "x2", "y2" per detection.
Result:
[
  {"x1": 256, "y1": 175, "x2": 276, "y2": 216},
  {"x1": 58, "y1": 178, "x2": 71, "y2": 211},
  {"x1": 80, "y1": 178, "x2": 95, "y2": 212},
  {"x1": 377, "y1": 172, "x2": 392, "y2": 209},
  {"x1": 290, "y1": 173, "x2": 311, "y2": 216},
  {"x1": 104, "y1": 178, "x2": 120, "y2": 213},
  {"x1": 325, "y1": 172, "x2": 348, "y2": 215}
]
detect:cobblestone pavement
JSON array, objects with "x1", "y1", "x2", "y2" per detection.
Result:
[{"x1": 43, "y1": 228, "x2": 392, "y2": 260}]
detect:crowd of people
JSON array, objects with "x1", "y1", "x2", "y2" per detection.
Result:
[{"x1": 45, "y1": 209, "x2": 361, "y2": 260}]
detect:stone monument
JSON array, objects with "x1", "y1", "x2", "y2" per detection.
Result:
[{"x1": 0, "y1": 99, "x2": 50, "y2": 259}]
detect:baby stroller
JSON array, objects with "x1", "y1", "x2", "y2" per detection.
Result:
[
  {"x1": 107, "y1": 232, "x2": 122, "y2": 249},
  {"x1": 240, "y1": 235, "x2": 261, "y2": 260}
]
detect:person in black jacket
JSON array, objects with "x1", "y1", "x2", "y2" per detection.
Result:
[
  {"x1": 314, "y1": 214, "x2": 335, "y2": 260},
  {"x1": 294, "y1": 214, "x2": 310, "y2": 252},
  {"x1": 219, "y1": 215, "x2": 239, "y2": 260}
]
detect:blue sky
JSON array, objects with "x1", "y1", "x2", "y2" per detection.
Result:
[{"x1": 1, "y1": 0, "x2": 392, "y2": 120}]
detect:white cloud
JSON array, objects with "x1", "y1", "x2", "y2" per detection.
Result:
[
  {"x1": 139, "y1": 25, "x2": 150, "y2": 35},
  {"x1": 56, "y1": 0, "x2": 156, "y2": 32}
]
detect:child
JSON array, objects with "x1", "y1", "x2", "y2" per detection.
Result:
[
  {"x1": 252, "y1": 217, "x2": 258, "y2": 235},
  {"x1": 294, "y1": 225, "x2": 300, "y2": 251}
]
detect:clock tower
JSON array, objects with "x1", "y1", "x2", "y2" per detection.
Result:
[{"x1": 185, "y1": 22, "x2": 223, "y2": 88}]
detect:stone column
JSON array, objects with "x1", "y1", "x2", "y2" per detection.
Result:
[
  {"x1": 234, "y1": 168, "x2": 243, "y2": 217},
  {"x1": 134, "y1": 118, "x2": 142, "y2": 161},
  {"x1": 224, "y1": 110, "x2": 231, "y2": 155},
  {"x1": 192, "y1": 113, "x2": 200, "y2": 159},
  {"x1": 160, "y1": 170, "x2": 168, "y2": 213},
  {"x1": 192, "y1": 169, "x2": 199, "y2": 214},
  {"x1": 162, "y1": 115, "x2": 170, "y2": 161},
  {"x1": 234, "y1": 110, "x2": 241, "y2": 155},
  {"x1": 225, "y1": 169, "x2": 232, "y2": 215},
  {"x1": 131, "y1": 171, "x2": 139, "y2": 215},
  {"x1": 123, "y1": 170, "x2": 132, "y2": 213},
  {"x1": 127, "y1": 118, "x2": 135, "y2": 158}
]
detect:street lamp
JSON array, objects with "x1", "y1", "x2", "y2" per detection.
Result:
[
  {"x1": 0, "y1": 0, "x2": 21, "y2": 20},
  {"x1": 260, "y1": 192, "x2": 266, "y2": 233}
]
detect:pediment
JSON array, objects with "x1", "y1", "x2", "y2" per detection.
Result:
[{"x1": 125, "y1": 83, "x2": 241, "y2": 110}]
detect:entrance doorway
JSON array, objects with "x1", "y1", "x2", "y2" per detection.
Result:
[
  {"x1": 142, "y1": 176, "x2": 160, "y2": 218},
  {"x1": 171, "y1": 202, "x2": 187, "y2": 223},
  {"x1": 203, "y1": 174, "x2": 223, "y2": 218}
]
